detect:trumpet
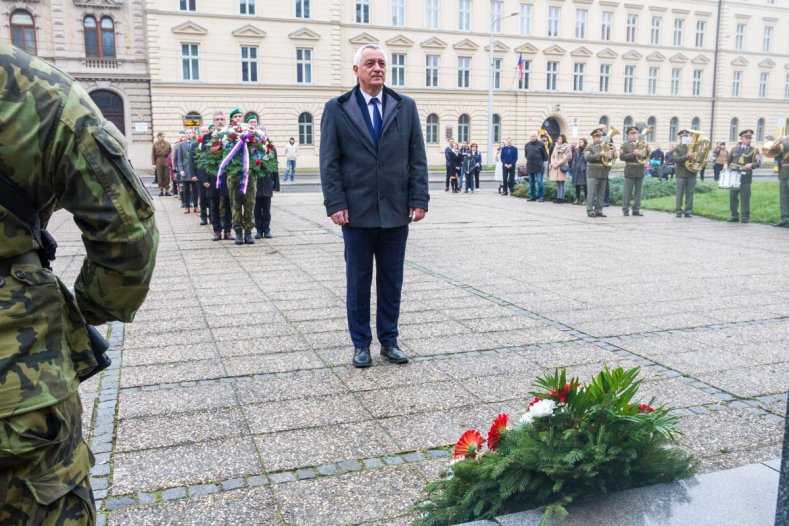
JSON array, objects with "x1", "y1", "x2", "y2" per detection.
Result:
[
  {"x1": 685, "y1": 130, "x2": 711, "y2": 172},
  {"x1": 601, "y1": 126, "x2": 619, "y2": 168},
  {"x1": 635, "y1": 127, "x2": 652, "y2": 164}
]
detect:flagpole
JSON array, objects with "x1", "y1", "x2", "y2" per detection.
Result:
[{"x1": 487, "y1": 12, "x2": 519, "y2": 166}]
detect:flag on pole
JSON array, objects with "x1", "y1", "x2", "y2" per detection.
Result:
[{"x1": 516, "y1": 53, "x2": 524, "y2": 82}]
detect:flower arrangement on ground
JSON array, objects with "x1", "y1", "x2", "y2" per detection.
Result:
[
  {"x1": 194, "y1": 123, "x2": 277, "y2": 193},
  {"x1": 414, "y1": 367, "x2": 695, "y2": 526}
]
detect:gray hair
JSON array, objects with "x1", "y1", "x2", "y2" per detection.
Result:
[
  {"x1": 354, "y1": 44, "x2": 387, "y2": 67},
  {"x1": 213, "y1": 110, "x2": 225, "y2": 118}
]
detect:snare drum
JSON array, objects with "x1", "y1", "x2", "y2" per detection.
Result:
[{"x1": 718, "y1": 170, "x2": 741, "y2": 190}]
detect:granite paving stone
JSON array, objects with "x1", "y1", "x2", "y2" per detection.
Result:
[
  {"x1": 215, "y1": 334, "x2": 310, "y2": 357},
  {"x1": 359, "y1": 381, "x2": 477, "y2": 419},
  {"x1": 704, "y1": 363, "x2": 789, "y2": 397},
  {"x1": 243, "y1": 393, "x2": 372, "y2": 434},
  {"x1": 121, "y1": 342, "x2": 217, "y2": 367},
  {"x1": 333, "y1": 361, "x2": 449, "y2": 391},
  {"x1": 222, "y1": 350, "x2": 324, "y2": 376},
  {"x1": 120, "y1": 360, "x2": 226, "y2": 388},
  {"x1": 634, "y1": 378, "x2": 721, "y2": 409},
  {"x1": 433, "y1": 352, "x2": 536, "y2": 380},
  {"x1": 233, "y1": 369, "x2": 348, "y2": 404},
  {"x1": 117, "y1": 384, "x2": 236, "y2": 419}
]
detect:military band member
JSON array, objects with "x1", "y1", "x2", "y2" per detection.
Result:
[
  {"x1": 724, "y1": 129, "x2": 761, "y2": 224},
  {"x1": 673, "y1": 129, "x2": 699, "y2": 218},
  {"x1": 773, "y1": 137, "x2": 789, "y2": 228},
  {"x1": 583, "y1": 128, "x2": 611, "y2": 218},
  {"x1": 151, "y1": 132, "x2": 172, "y2": 196},
  {"x1": 619, "y1": 126, "x2": 649, "y2": 216}
]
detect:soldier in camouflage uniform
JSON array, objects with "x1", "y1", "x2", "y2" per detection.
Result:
[
  {"x1": 583, "y1": 128, "x2": 612, "y2": 218},
  {"x1": 0, "y1": 43, "x2": 158, "y2": 525},
  {"x1": 227, "y1": 112, "x2": 258, "y2": 245}
]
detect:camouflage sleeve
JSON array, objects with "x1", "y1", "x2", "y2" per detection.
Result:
[{"x1": 49, "y1": 83, "x2": 159, "y2": 325}]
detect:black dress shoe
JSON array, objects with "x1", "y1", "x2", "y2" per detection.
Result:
[
  {"x1": 622, "y1": 210, "x2": 630, "y2": 216},
  {"x1": 632, "y1": 211, "x2": 643, "y2": 216},
  {"x1": 263, "y1": 232, "x2": 273, "y2": 238},
  {"x1": 381, "y1": 345, "x2": 409, "y2": 364},
  {"x1": 200, "y1": 219, "x2": 208, "y2": 225},
  {"x1": 595, "y1": 213, "x2": 607, "y2": 217},
  {"x1": 352, "y1": 347, "x2": 372, "y2": 368},
  {"x1": 727, "y1": 217, "x2": 739, "y2": 223},
  {"x1": 212, "y1": 232, "x2": 221, "y2": 241},
  {"x1": 684, "y1": 213, "x2": 693, "y2": 218},
  {"x1": 772, "y1": 221, "x2": 789, "y2": 227}
]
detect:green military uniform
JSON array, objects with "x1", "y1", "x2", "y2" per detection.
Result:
[
  {"x1": 228, "y1": 111, "x2": 257, "y2": 244},
  {"x1": 673, "y1": 130, "x2": 699, "y2": 217},
  {"x1": 726, "y1": 130, "x2": 760, "y2": 223},
  {"x1": 775, "y1": 142, "x2": 789, "y2": 227},
  {"x1": 584, "y1": 129, "x2": 611, "y2": 217},
  {"x1": 619, "y1": 127, "x2": 649, "y2": 216},
  {"x1": 1, "y1": 42, "x2": 158, "y2": 524},
  {"x1": 151, "y1": 139, "x2": 172, "y2": 194}
]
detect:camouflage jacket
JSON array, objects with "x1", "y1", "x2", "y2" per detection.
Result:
[{"x1": 0, "y1": 42, "x2": 158, "y2": 418}]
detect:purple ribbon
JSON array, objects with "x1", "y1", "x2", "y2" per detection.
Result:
[{"x1": 216, "y1": 132, "x2": 251, "y2": 194}]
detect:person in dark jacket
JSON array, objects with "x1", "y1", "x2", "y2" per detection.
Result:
[
  {"x1": 500, "y1": 137, "x2": 518, "y2": 195},
  {"x1": 444, "y1": 139, "x2": 456, "y2": 192},
  {"x1": 523, "y1": 131, "x2": 549, "y2": 201},
  {"x1": 196, "y1": 124, "x2": 215, "y2": 225},
  {"x1": 200, "y1": 112, "x2": 232, "y2": 240},
  {"x1": 173, "y1": 128, "x2": 198, "y2": 212},
  {"x1": 572, "y1": 138, "x2": 588, "y2": 204},
  {"x1": 320, "y1": 44, "x2": 429, "y2": 369},
  {"x1": 254, "y1": 143, "x2": 281, "y2": 238},
  {"x1": 447, "y1": 142, "x2": 462, "y2": 193},
  {"x1": 471, "y1": 143, "x2": 482, "y2": 190}
]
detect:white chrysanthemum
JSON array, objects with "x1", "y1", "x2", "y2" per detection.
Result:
[
  {"x1": 529, "y1": 399, "x2": 556, "y2": 419},
  {"x1": 518, "y1": 412, "x2": 535, "y2": 426}
]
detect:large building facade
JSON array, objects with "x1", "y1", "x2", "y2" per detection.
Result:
[
  {"x1": 2, "y1": 0, "x2": 153, "y2": 166},
  {"x1": 142, "y1": 0, "x2": 788, "y2": 168}
]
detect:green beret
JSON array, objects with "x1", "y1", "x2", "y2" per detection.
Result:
[
  {"x1": 208, "y1": 124, "x2": 215, "y2": 130},
  {"x1": 245, "y1": 113, "x2": 259, "y2": 123},
  {"x1": 229, "y1": 108, "x2": 243, "y2": 118}
]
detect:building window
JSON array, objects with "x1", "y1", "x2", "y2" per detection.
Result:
[
  {"x1": 457, "y1": 56, "x2": 471, "y2": 88},
  {"x1": 692, "y1": 69, "x2": 702, "y2": 96},
  {"x1": 573, "y1": 63, "x2": 585, "y2": 92},
  {"x1": 756, "y1": 118, "x2": 765, "y2": 141},
  {"x1": 650, "y1": 16, "x2": 661, "y2": 45},
  {"x1": 546, "y1": 61, "x2": 558, "y2": 91},
  {"x1": 759, "y1": 72, "x2": 768, "y2": 98},
  {"x1": 391, "y1": 53, "x2": 405, "y2": 87},
  {"x1": 695, "y1": 21, "x2": 705, "y2": 48},
  {"x1": 520, "y1": 3, "x2": 532, "y2": 36},
  {"x1": 84, "y1": 16, "x2": 115, "y2": 58},
  {"x1": 457, "y1": 114, "x2": 470, "y2": 143},
  {"x1": 295, "y1": 0, "x2": 310, "y2": 18},
  {"x1": 671, "y1": 68, "x2": 681, "y2": 96},
  {"x1": 492, "y1": 113, "x2": 501, "y2": 143},
  {"x1": 646, "y1": 117, "x2": 656, "y2": 141},
  {"x1": 763, "y1": 26, "x2": 773, "y2": 53},
  {"x1": 624, "y1": 65, "x2": 635, "y2": 94},
  {"x1": 493, "y1": 57, "x2": 502, "y2": 90},
  {"x1": 241, "y1": 46, "x2": 258, "y2": 82},
  {"x1": 732, "y1": 71, "x2": 741, "y2": 96},
  {"x1": 181, "y1": 43, "x2": 200, "y2": 81},
  {"x1": 296, "y1": 48, "x2": 312, "y2": 84},
  {"x1": 785, "y1": 73, "x2": 789, "y2": 99},
  {"x1": 729, "y1": 118, "x2": 738, "y2": 142},
  {"x1": 355, "y1": 0, "x2": 370, "y2": 23},
  {"x1": 548, "y1": 6, "x2": 560, "y2": 37},
  {"x1": 575, "y1": 9, "x2": 587, "y2": 39},
  {"x1": 599, "y1": 63, "x2": 610, "y2": 92},
  {"x1": 425, "y1": 0, "x2": 439, "y2": 29},
  {"x1": 673, "y1": 19, "x2": 683, "y2": 47},
  {"x1": 392, "y1": 0, "x2": 405, "y2": 26},
  {"x1": 691, "y1": 117, "x2": 700, "y2": 130},
  {"x1": 457, "y1": 0, "x2": 471, "y2": 30},
  {"x1": 490, "y1": 1, "x2": 503, "y2": 33},
  {"x1": 425, "y1": 54, "x2": 439, "y2": 87},
  {"x1": 180, "y1": 0, "x2": 196, "y2": 11},
  {"x1": 240, "y1": 0, "x2": 255, "y2": 15},
  {"x1": 599, "y1": 115, "x2": 609, "y2": 127},
  {"x1": 601, "y1": 11, "x2": 613, "y2": 41},
  {"x1": 298, "y1": 112, "x2": 313, "y2": 145},
  {"x1": 626, "y1": 14, "x2": 637, "y2": 43},
  {"x1": 648, "y1": 66, "x2": 658, "y2": 95},
  {"x1": 10, "y1": 10, "x2": 37, "y2": 55},
  {"x1": 623, "y1": 115, "x2": 634, "y2": 131},
  {"x1": 426, "y1": 114, "x2": 439, "y2": 143},
  {"x1": 669, "y1": 117, "x2": 678, "y2": 142},
  {"x1": 735, "y1": 23, "x2": 745, "y2": 51},
  {"x1": 518, "y1": 59, "x2": 531, "y2": 90}
]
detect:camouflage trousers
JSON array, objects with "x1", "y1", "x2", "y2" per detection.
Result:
[
  {"x1": 0, "y1": 392, "x2": 95, "y2": 526},
  {"x1": 228, "y1": 176, "x2": 256, "y2": 233}
]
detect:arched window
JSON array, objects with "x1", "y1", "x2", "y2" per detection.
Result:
[
  {"x1": 457, "y1": 114, "x2": 470, "y2": 144},
  {"x1": 298, "y1": 112, "x2": 313, "y2": 145},
  {"x1": 492, "y1": 114, "x2": 501, "y2": 144},
  {"x1": 84, "y1": 16, "x2": 99, "y2": 57},
  {"x1": 729, "y1": 118, "x2": 738, "y2": 142},
  {"x1": 623, "y1": 115, "x2": 633, "y2": 131},
  {"x1": 756, "y1": 118, "x2": 765, "y2": 141},
  {"x1": 90, "y1": 90, "x2": 126, "y2": 134},
  {"x1": 10, "y1": 10, "x2": 36, "y2": 55},
  {"x1": 669, "y1": 117, "x2": 679, "y2": 143},
  {"x1": 598, "y1": 115, "x2": 609, "y2": 127},
  {"x1": 101, "y1": 17, "x2": 116, "y2": 57},
  {"x1": 691, "y1": 117, "x2": 700, "y2": 131},
  {"x1": 425, "y1": 114, "x2": 439, "y2": 144},
  {"x1": 646, "y1": 116, "x2": 656, "y2": 142}
]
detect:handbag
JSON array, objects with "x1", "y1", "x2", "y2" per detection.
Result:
[{"x1": 559, "y1": 164, "x2": 569, "y2": 172}]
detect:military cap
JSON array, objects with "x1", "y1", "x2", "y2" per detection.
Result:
[
  {"x1": 229, "y1": 108, "x2": 243, "y2": 118},
  {"x1": 590, "y1": 129, "x2": 603, "y2": 137},
  {"x1": 626, "y1": 126, "x2": 639, "y2": 134},
  {"x1": 677, "y1": 129, "x2": 690, "y2": 137},
  {"x1": 738, "y1": 129, "x2": 754, "y2": 138},
  {"x1": 245, "y1": 112, "x2": 259, "y2": 123}
]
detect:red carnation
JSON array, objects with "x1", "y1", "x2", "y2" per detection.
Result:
[
  {"x1": 255, "y1": 159, "x2": 262, "y2": 166},
  {"x1": 197, "y1": 136, "x2": 202, "y2": 143},
  {"x1": 229, "y1": 134, "x2": 236, "y2": 141},
  {"x1": 638, "y1": 403, "x2": 655, "y2": 413}
]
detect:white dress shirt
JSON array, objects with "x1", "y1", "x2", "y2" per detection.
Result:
[{"x1": 359, "y1": 88, "x2": 383, "y2": 129}]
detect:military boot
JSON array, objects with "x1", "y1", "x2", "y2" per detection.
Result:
[
  {"x1": 244, "y1": 231, "x2": 255, "y2": 244},
  {"x1": 234, "y1": 231, "x2": 244, "y2": 245}
]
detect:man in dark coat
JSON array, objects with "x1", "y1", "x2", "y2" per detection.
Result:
[
  {"x1": 523, "y1": 131, "x2": 548, "y2": 201},
  {"x1": 320, "y1": 43, "x2": 429, "y2": 369},
  {"x1": 254, "y1": 143, "x2": 280, "y2": 238},
  {"x1": 173, "y1": 128, "x2": 198, "y2": 213},
  {"x1": 199, "y1": 112, "x2": 232, "y2": 240}
]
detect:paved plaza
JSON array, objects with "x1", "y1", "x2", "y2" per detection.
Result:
[{"x1": 48, "y1": 189, "x2": 788, "y2": 525}]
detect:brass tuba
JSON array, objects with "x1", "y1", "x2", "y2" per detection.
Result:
[
  {"x1": 761, "y1": 136, "x2": 783, "y2": 158},
  {"x1": 684, "y1": 130, "x2": 711, "y2": 172},
  {"x1": 635, "y1": 127, "x2": 652, "y2": 164},
  {"x1": 601, "y1": 126, "x2": 619, "y2": 168}
]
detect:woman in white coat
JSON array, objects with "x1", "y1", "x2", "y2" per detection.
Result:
[{"x1": 549, "y1": 134, "x2": 572, "y2": 203}]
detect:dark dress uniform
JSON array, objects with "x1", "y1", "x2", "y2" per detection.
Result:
[
  {"x1": 583, "y1": 130, "x2": 610, "y2": 217},
  {"x1": 776, "y1": 142, "x2": 789, "y2": 227},
  {"x1": 619, "y1": 128, "x2": 649, "y2": 216},
  {"x1": 254, "y1": 147, "x2": 281, "y2": 238},
  {"x1": 673, "y1": 131, "x2": 699, "y2": 217},
  {"x1": 726, "y1": 133, "x2": 760, "y2": 223}
]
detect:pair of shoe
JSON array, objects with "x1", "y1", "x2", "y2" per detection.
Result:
[
  {"x1": 595, "y1": 212, "x2": 607, "y2": 217},
  {"x1": 184, "y1": 209, "x2": 190, "y2": 214},
  {"x1": 772, "y1": 221, "x2": 789, "y2": 227},
  {"x1": 199, "y1": 219, "x2": 208, "y2": 225},
  {"x1": 528, "y1": 197, "x2": 536, "y2": 201},
  {"x1": 212, "y1": 232, "x2": 221, "y2": 241},
  {"x1": 632, "y1": 211, "x2": 644, "y2": 217},
  {"x1": 353, "y1": 345, "x2": 409, "y2": 368}
]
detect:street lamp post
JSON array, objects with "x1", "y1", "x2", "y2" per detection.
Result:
[{"x1": 487, "y1": 12, "x2": 519, "y2": 166}]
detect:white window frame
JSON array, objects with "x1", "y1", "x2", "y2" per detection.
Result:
[
  {"x1": 490, "y1": 1, "x2": 503, "y2": 33},
  {"x1": 601, "y1": 11, "x2": 613, "y2": 41},
  {"x1": 692, "y1": 69, "x2": 702, "y2": 96},
  {"x1": 493, "y1": 57, "x2": 502, "y2": 90},
  {"x1": 735, "y1": 23, "x2": 745, "y2": 51},
  {"x1": 391, "y1": 52, "x2": 406, "y2": 87},
  {"x1": 763, "y1": 26, "x2": 773, "y2": 53},
  {"x1": 457, "y1": 114, "x2": 470, "y2": 143},
  {"x1": 295, "y1": 0, "x2": 310, "y2": 19},
  {"x1": 239, "y1": 0, "x2": 255, "y2": 15},
  {"x1": 518, "y1": 59, "x2": 530, "y2": 90},
  {"x1": 573, "y1": 62, "x2": 585, "y2": 92},
  {"x1": 458, "y1": 0, "x2": 471, "y2": 31},
  {"x1": 546, "y1": 61, "x2": 558, "y2": 91},
  {"x1": 457, "y1": 56, "x2": 471, "y2": 89},
  {"x1": 599, "y1": 63, "x2": 610, "y2": 92},
  {"x1": 785, "y1": 73, "x2": 789, "y2": 100},
  {"x1": 520, "y1": 3, "x2": 532, "y2": 35},
  {"x1": 181, "y1": 43, "x2": 200, "y2": 81},
  {"x1": 391, "y1": 0, "x2": 405, "y2": 27},
  {"x1": 355, "y1": 0, "x2": 370, "y2": 24},
  {"x1": 575, "y1": 9, "x2": 587, "y2": 39},
  {"x1": 673, "y1": 18, "x2": 684, "y2": 47},
  {"x1": 425, "y1": 114, "x2": 439, "y2": 143},
  {"x1": 179, "y1": 0, "x2": 196, "y2": 12},
  {"x1": 624, "y1": 65, "x2": 635, "y2": 94},
  {"x1": 732, "y1": 71, "x2": 741, "y2": 97},
  {"x1": 548, "y1": 6, "x2": 560, "y2": 38},
  {"x1": 669, "y1": 117, "x2": 678, "y2": 142},
  {"x1": 425, "y1": 54, "x2": 439, "y2": 88},
  {"x1": 296, "y1": 47, "x2": 312, "y2": 84},
  {"x1": 298, "y1": 112, "x2": 313, "y2": 145},
  {"x1": 425, "y1": 0, "x2": 439, "y2": 29},
  {"x1": 729, "y1": 118, "x2": 738, "y2": 142},
  {"x1": 648, "y1": 66, "x2": 659, "y2": 95},
  {"x1": 650, "y1": 16, "x2": 661, "y2": 45},
  {"x1": 240, "y1": 45, "x2": 258, "y2": 83},
  {"x1": 626, "y1": 14, "x2": 637, "y2": 43},
  {"x1": 695, "y1": 20, "x2": 705, "y2": 48},
  {"x1": 671, "y1": 68, "x2": 681, "y2": 96},
  {"x1": 759, "y1": 72, "x2": 769, "y2": 98}
]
